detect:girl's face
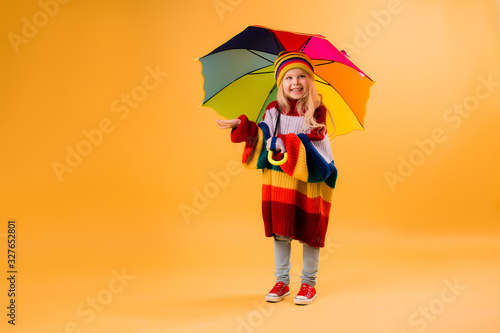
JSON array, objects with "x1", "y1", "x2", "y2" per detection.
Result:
[{"x1": 282, "y1": 68, "x2": 310, "y2": 100}]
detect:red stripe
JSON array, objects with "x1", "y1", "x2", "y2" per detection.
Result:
[
  {"x1": 261, "y1": 201, "x2": 329, "y2": 248},
  {"x1": 279, "y1": 133, "x2": 300, "y2": 177},
  {"x1": 231, "y1": 115, "x2": 258, "y2": 164},
  {"x1": 262, "y1": 185, "x2": 331, "y2": 217}
]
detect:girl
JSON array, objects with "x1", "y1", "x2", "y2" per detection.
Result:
[{"x1": 217, "y1": 51, "x2": 337, "y2": 305}]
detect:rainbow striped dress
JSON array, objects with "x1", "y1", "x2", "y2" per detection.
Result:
[{"x1": 231, "y1": 99, "x2": 337, "y2": 248}]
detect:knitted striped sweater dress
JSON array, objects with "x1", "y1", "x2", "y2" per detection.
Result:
[{"x1": 231, "y1": 99, "x2": 337, "y2": 248}]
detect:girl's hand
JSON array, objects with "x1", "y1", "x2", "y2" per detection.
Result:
[
  {"x1": 217, "y1": 119, "x2": 241, "y2": 129},
  {"x1": 266, "y1": 137, "x2": 286, "y2": 153}
]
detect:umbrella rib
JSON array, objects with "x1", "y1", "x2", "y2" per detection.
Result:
[
  {"x1": 265, "y1": 28, "x2": 286, "y2": 52},
  {"x1": 314, "y1": 60, "x2": 335, "y2": 66},
  {"x1": 249, "y1": 71, "x2": 274, "y2": 75},
  {"x1": 299, "y1": 37, "x2": 313, "y2": 52},
  {"x1": 247, "y1": 49, "x2": 275, "y2": 64}
]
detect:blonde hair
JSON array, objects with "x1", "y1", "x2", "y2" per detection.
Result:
[{"x1": 276, "y1": 72, "x2": 334, "y2": 135}]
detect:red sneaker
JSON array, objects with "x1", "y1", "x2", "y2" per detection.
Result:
[
  {"x1": 265, "y1": 282, "x2": 290, "y2": 302},
  {"x1": 294, "y1": 283, "x2": 316, "y2": 305}
]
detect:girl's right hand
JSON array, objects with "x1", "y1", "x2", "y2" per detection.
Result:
[{"x1": 217, "y1": 119, "x2": 241, "y2": 129}]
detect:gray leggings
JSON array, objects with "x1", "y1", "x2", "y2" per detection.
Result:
[{"x1": 273, "y1": 234, "x2": 320, "y2": 287}]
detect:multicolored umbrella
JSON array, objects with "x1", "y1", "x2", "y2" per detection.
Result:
[{"x1": 198, "y1": 25, "x2": 374, "y2": 138}]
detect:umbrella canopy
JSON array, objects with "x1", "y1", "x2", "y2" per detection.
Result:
[{"x1": 198, "y1": 25, "x2": 374, "y2": 137}]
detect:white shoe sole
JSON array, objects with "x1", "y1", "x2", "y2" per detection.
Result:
[
  {"x1": 265, "y1": 291, "x2": 290, "y2": 302},
  {"x1": 294, "y1": 294, "x2": 317, "y2": 305}
]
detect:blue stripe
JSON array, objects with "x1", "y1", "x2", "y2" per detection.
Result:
[
  {"x1": 270, "y1": 137, "x2": 278, "y2": 150},
  {"x1": 298, "y1": 133, "x2": 337, "y2": 183},
  {"x1": 256, "y1": 123, "x2": 271, "y2": 169}
]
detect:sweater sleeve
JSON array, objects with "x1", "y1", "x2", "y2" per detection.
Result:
[
  {"x1": 230, "y1": 104, "x2": 337, "y2": 186},
  {"x1": 275, "y1": 132, "x2": 337, "y2": 184},
  {"x1": 230, "y1": 114, "x2": 272, "y2": 170}
]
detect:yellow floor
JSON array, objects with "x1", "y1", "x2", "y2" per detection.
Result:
[{"x1": 4, "y1": 222, "x2": 499, "y2": 333}]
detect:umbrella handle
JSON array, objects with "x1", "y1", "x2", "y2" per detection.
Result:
[{"x1": 267, "y1": 150, "x2": 288, "y2": 166}]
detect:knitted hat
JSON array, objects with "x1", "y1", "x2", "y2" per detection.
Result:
[{"x1": 274, "y1": 51, "x2": 314, "y2": 87}]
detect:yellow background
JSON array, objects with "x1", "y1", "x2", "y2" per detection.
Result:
[{"x1": 1, "y1": 0, "x2": 500, "y2": 332}]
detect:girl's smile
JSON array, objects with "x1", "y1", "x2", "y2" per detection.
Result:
[{"x1": 282, "y1": 68, "x2": 310, "y2": 100}]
